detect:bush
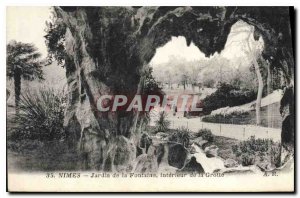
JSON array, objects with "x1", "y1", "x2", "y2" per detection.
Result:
[
  {"x1": 232, "y1": 136, "x2": 281, "y2": 167},
  {"x1": 270, "y1": 145, "x2": 281, "y2": 167},
  {"x1": 203, "y1": 79, "x2": 215, "y2": 88},
  {"x1": 211, "y1": 106, "x2": 250, "y2": 116},
  {"x1": 10, "y1": 88, "x2": 66, "y2": 141},
  {"x1": 239, "y1": 136, "x2": 272, "y2": 153},
  {"x1": 195, "y1": 128, "x2": 214, "y2": 142},
  {"x1": 202, "y1": 106, "x2": 251, "y2": 124},
  {"x1": 241, "y1": 153, "x2": 256, "y2": 166},
  {"x1": 202, "y1": 82, "x2": 256, "y2": 115},
  {"x1": 168, "y1": 127, "x2": 191, "y2": 148},
  {"x1": 155, "y1": 111, "x2": 171, "y2": 132}
]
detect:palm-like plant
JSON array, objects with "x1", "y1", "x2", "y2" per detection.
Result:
[
  {"x1": 11, "y1": 88, "x2": 66, "y2": 141},
  {"x1": 155, "y1": 111, "x2": 171, "y2": 132},
  {"x1": 6, "y1": 40, "x2": 44, "y2": 111}
]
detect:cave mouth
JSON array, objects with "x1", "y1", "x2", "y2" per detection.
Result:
[
  {"x1": 149, "y1": 20, "x2": 265, "y2": 89},
  {"x1": 147, "y1": 20, "x2": 282, "y2": 129}
]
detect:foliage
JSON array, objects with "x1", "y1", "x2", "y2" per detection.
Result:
[
  {"x1": 202, "y1": 106, "x2": 251, "y2": 124},
  {"x1": 44, "y1": 8, "x2": 67, "y2": 66},
  {"x1": 154, "y1": 111, "x2": 171, "y2": 132},
  {"x1": 10, "y1": 88, "x2": 66, "y2": 141},
  {"x1": 232, "y1": 136, "x2": 281, "y2": 167},
  {"x1": 195, "y1": 128, "x2": 214, "y2": 142},
  {"x1": 202, "y1": 82, "x2": 256, "y2": 114},
  {"x1": 141, "y1": 66, "x2": 162, "y2": 95},
  {"x1": 202, "y1": 78, "x2": 215, "y2": 88},
  {"x1": 7, "y1": 40, "x2": 45, "y2": 109},
  {"x1": 7, "y1": 40, "x2": 44, "y2": 80},
  {"x1": 270, "y1": 145, "x2": 281, "y2": 167},
  {"x1": 240, "y1": 153, "x2": 256, "y2": 166},
  {"x1": 211, "y1": 106, "x2": 250, "y2": 116},
  {"x1": 168, "y1": 127, "x2": 191, "y2": 148}
]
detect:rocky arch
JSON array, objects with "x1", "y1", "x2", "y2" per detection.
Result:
[{"x1": 56, "y1": 6, "x2": 294, "y2": 170}]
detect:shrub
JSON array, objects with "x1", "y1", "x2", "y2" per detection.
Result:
[
  {"x1": 211, "y1": 106, "x2": 251, "y2": 116},
  {"x1": 239, "y1": 136, "x2": 272, "y2": 153},
  {"x1": 270, "y1": 145, "x2": 281, "y2": 167},
  {"x1": 10, "y1": 88, "x2": 66, "y2": 141},
  {"x1": 195, "y1": 128, "x2": 214, "y2": 142},
  {"x1": 241, "y1": 153, "x2": 256, "y2": 166},
  {"x1": 155, "y1": 111, "x2": 171, "y2": 132},
  {"x1": 231, "y1": 145, "x2": 241, "y2": 156},
  {"x1": 168, "y1": 127, "x2": 191, "y2": 148},
  {"x1": 232, "y1": 136, "x2": 281, "y2": 167},
  {"x1": 202, "y1": 82, "x2": 256, "y2": 115},
  {"x1": 202, "y1": 106, "x2": 251, "y2": 124},
  {"x1": 203, "y1": 79, "x2": 215, "y2": 88}
]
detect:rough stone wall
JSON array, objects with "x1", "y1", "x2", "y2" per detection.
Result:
[{"x1": 56, "y1": 6, "x2": 294, "y2": 170}]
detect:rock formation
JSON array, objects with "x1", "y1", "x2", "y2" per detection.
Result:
[{"x1": 54, "y1": 6, "x2": 294, "y2": 170}]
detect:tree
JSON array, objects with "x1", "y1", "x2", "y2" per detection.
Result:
[
  {"x1": 6, "y1": 41, "x2": 44, "y2": 111},
  {"x1": 44, "y1": 9, "x2": 66, "y2": 66},
  {"x1": 227, "y1": 22, "x2": 265, "y2": 125},
  {"x1": 189, "y1": 64, "x2": 202, "y2": 92},
  {"x1": 155, "y1": 111, "x2": 171, "y2": 132}
]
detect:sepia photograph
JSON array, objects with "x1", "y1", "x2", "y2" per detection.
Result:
[{"x1": 5, "y1": 5, "x2": 295, "y2": 192}]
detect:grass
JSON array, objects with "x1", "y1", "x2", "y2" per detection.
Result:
[{"x1": 7, "y1": 139, "x2": 80, "y2": 171}]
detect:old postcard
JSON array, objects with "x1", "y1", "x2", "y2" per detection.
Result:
[{"x1": 6, "y1": 6, "x2": 295, "y2": 192}]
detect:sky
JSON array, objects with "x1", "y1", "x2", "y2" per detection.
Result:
[
  {"x1": 149, "y1": 36, "x2": 206, "y2": 65},
  {"x1": 150, "y1": 21, "x2": 263, "y2": 67},
  {"x1": 7, "y1": 6, "x2": 52, "y2": 58}
]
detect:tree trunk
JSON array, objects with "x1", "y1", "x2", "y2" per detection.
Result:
[
  {"x1": 267, "y1": 63, "x2": 272, "y2": 127},
  {"x1": 14, "y1": 71, "x2": 21, "y2": 113},
  {"x1": 57, "y1": 8, "x2": 141, "y2": 171},
  {"x1": 253, "y1": 58, "x2": 263, "y2": 125}
]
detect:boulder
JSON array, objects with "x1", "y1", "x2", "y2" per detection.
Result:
[
  {"x1": 224, "y1": 158, "x2": 238, "y2": 168},
  {"x1": 140, "y1": 133, "x2": 152, "y2": 153},
  {"x1": 133, "y1": 154, "x2": 158, "y2": 173},
  {"x1": 132, "y1": 144, "x2": 168, "y2": 173},
  {"x1": 257, "y1": 161, "x2": 275, "y2": 171},
  {"x1": 113, "y1": 136, "x2": 136, "y2": 171},
  {"x1": 201, "y1": 141, "x2": 210, "y2": 150},
  {"x1": 155, "y1": 132, "x2": 168, "y2": 141},
  {"x1": 197, "y1": 140, "x2": 209, "y2": 148},
  {"x1": 168, "y1": 143, "x2": 188, "y2": 169},
  {"x1": 191, "y1": 137, "x2": 209, "y2": 148},
  {"x1": 158, "y1": 164, "x2": 178, "y2": 173},
  {"x1": 190, "y1": 146, "x2": 197, "y2": 154},
  {"x1": 190, "y1": 134, "x2": 201, "y2": 140},
  {"x1": 204, "y1": 145, "x2": 219, "y2": 158},
  {"x1": 179, "y1": 156, "x2": 205, "y2": 174},
  {"x1": 191, "y1": 136, "x2": 201, "y2": 142}
]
